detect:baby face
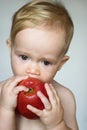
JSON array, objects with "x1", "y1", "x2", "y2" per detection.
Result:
[{"x1": 10, "y1": 27, "x2": 67, "y2": 82}]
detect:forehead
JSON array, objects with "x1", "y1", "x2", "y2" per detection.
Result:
[{"x1": 14, "y1": 27, "x2": 66, "y2": 56}]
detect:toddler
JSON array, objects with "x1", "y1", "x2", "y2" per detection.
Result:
[{"x1": 0, "y1": 0, "x2": 78, "y2": 130}]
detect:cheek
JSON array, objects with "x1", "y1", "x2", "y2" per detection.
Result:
[
  {"x1": 12, "y1": 66, "x2": 24, "y2": 76},
  {"x1": 11, "y1": 60, "x2": 23, "y2": 75},
  {"x1": 11, "y1": 53, "x2": 24, "y2": 75},
  {"x1": 11, "y1": 63, "x2": 18, "y2": 75},
  {"x1": 41, "y1": 69, "x2": 57, "y2": 82}
]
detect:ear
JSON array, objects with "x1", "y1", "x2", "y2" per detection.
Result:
[
  {"x1": 57, "y1": 55, "x2": 69, "y2": 71},
  {"x1": 6, "y1": 39, "x2": 12, "y2": 51}
]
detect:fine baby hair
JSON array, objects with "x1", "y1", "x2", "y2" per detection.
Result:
[{"x1": 10, "y1": 0, "x2": 74, "y2": 54}]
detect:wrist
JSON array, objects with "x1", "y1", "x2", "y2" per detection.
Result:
[
  {"x1": 46, "y1": 120, "x2": 71, "y2": 130},
  {"x1": 0, "y1": 104, "x2": 15, "y2": 114}
]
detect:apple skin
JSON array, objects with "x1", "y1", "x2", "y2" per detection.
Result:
[{"x1": 17, "y1": 77, "x2": 48, "y2": 119}]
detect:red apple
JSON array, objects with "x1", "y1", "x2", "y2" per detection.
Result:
[{"x1": 17, "y1": 77, "x2": 48, "y2": 119}]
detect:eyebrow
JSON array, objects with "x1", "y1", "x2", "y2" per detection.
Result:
[{"x1": 15, "y1": 49, "x2": 29, "y2": 55}]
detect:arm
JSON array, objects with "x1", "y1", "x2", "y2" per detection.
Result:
[
  {"x1": 59, "y1": 86, "x2": 79, "y2": 130},
  {"x1": 27, "y1": 83, "x2": 78, "y2": 130},
  {"x1": 0, "y1": 106, "x2": 16, "y2": 130},
  {"x1": 0, "y1": 76, "x2": 28, "y2": 130}
]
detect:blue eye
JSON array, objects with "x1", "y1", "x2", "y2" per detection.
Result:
[{"x1": 20, "y1": 55, "x2": 28, "y2": 60}]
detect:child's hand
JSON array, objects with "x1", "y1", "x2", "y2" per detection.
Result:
[
  {"x1": 27, "y1": 83, "x2": 64, "y2": 129},
  {"x1": 0, "y1": 76, "x2": 28, "y2": 111}
]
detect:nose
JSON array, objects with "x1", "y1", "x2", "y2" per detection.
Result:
[{"x1": 26, "y1": 63, "x2": 40, "y2": 76}]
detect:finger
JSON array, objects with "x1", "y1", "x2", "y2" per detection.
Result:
[
  {"x1": 27, "y1": 104, "x2": 42, "y2": 117},
  {"x1": 49, "y1": 84, "x2": 60, "y2": 103},
  {"x1": 2, "y1": 77, "x2": 14, "y2": 87},
  {"x1": 6, "y1": 76, "x2": 28, "y2": 89},
  {"x1": 37, "y1": 91, "x2": 52, "y2": 111},
  {"x1": 13, "y1": 86, "x2": 28, "y2": 94},
  {"x1": 45, "y1": 83, "x2": 58, "y2": 107}
]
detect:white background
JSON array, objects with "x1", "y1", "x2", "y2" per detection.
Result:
[{"x1": 0, "y1": 0, "x2": 87, "y2": 130}]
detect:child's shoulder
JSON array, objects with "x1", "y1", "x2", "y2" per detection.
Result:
[
  {"x1": 52, "y1": 80, "x2": 76, "y2": 109},
  {"x1": 0, "y1": 80, "x2": 5, "y2": 91},
  {"x1": 52, "y1": 80, "x2": 74, "y2": 96}
]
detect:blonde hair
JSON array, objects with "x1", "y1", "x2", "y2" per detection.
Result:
[{"x1": 10, "y1": 0, "x2": 74, "y2": 53}]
